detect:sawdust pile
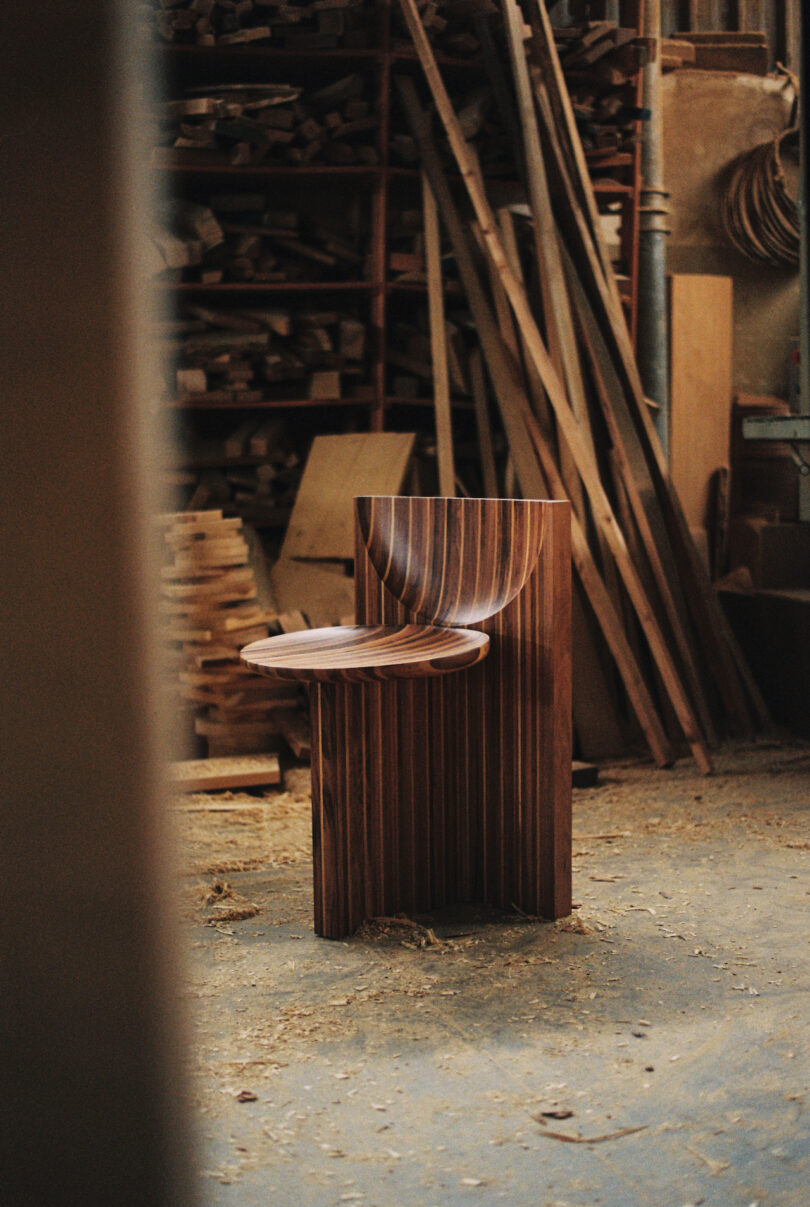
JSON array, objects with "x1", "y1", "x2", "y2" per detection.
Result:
[{"x1": 173, "y1": 765, "x2": 313, "y2": 876}]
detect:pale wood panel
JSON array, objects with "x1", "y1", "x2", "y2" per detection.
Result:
[
  {"x1": 669, "y1": 274, "x2": 734, "y2": 534},
  {"x1": 280, "y1": 432, "x2": 416, "y2": 561}
]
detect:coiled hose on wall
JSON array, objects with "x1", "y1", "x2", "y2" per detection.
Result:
[{"x1": 720, "y1": 70, "x2": 800, "y2": 269}]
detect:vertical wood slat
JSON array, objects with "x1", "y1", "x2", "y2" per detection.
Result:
[{"x1": 422, "y1": 172, "x2": 456, "y2": 497}]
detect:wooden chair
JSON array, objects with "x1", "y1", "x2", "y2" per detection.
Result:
[{"x1": 242, "y1": 496, "x2": 572, "y2": 938}]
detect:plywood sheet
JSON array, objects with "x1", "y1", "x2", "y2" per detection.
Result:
[
  {"x1": 270, "y1": 558, "x2": 356, "y2": 627},
  {"x1": 169, "y1": 753, "x2": 281, "y2": 793},
  {"x1": 281, "y1": 432, "x2": 416, "y2": 561},
  {"x1": 669, "y1": 274, "x2": 733, "y2": 533}
]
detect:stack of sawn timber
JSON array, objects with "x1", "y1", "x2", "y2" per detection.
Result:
[
  {"x1": 158, "y1": 510, "x2": 303, "y2": 757},
  {"x1": 394, "y1": 0, "x2": 769, "y2": 773},
  {"x1": 152, "y1": 76, "x2": 379, "y2": 169}
]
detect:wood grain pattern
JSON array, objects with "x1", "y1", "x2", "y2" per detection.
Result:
[
  {"x1": 241, "y1": 623, "x2": 489, "y2": 682},
  {"x1": 279, "y1": 432, "x2": 416, "y2": 561},
  {"x1": 243, "y1": 496, "x2": 571, "y2": 938},
  {"x1": 351, "y1": 495, "x2": 572, "y2": 935}
]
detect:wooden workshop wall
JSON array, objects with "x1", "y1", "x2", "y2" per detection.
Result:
[{"x1": 662, "y1": 71, "x2": 800, "y2": 398}]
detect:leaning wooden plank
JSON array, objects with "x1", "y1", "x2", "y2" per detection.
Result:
[
  {"x1": 501, "y1": 0, "x2": 592, "y2": 447},
  {"x1": 280, "y1": 432, "x2": 416, "y2": 561},
  {"x1": 497, "y1": 208, "x2": 553, "y2": 437},
  {"x1": 669, "y1": 275, "x2": 734, "y2": 536},
  {"x1": 394, "y1": 18, "x2": 712, "y2": 772},
  {"x1": 566, "y1": 249, "x2": 721, "y2": 747},
  {"x1": 422, "y1": 172, "x2": 456, "y2": 497},
  {"x1": 169, "y1": 753, "x2": 281, "y2": 793},
  {"x1": 527, "y1": 0, "x2": 619, "y2": 297},
  {"x1": 468, "y1": 347, "x2": 499, "y2": 498},
  {"x1": 396, "y1": 75, "x2": 673, "y2": 769},
  {"x1": 532, "y1": 65, "x2": 754, "y2": 734}
]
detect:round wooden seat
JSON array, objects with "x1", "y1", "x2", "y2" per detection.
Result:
[{"x1": 241, "y1": 623, "x2": 489, "y2": 683}]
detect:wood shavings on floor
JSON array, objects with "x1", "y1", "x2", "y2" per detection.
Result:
[{"x1": 173, "y1": 773, "x2": 312, "y2": 877}]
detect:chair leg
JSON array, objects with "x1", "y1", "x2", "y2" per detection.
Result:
[{"x1": 309, "y1": 679, "x2": 433, "y2": 939}]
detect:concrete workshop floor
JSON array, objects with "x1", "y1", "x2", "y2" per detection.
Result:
[{"x1": 177, "y1": 739, "x2": 810, "y2": 1207}]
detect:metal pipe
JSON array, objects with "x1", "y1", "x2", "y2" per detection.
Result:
[{"x1": 636, "y1": 0, "x2": 671, "y2": 458}]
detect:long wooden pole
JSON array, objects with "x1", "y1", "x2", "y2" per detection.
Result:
[
  {"x1": 393, "y1": 10, "x2": 712, "y2": 773},
  {"x1": 422, "y1": 172, "x2": 456, "y2": 497}
]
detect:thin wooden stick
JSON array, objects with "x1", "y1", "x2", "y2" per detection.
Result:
[
  {"x1": 422, "y1": 172, "x2": 455, "y2": 497},
  {"x1": 469, "y1": 347, "x2": 499, "y2": 498},
  {"x1": 501, "y1": 0, "x2": 590, "y2": 436},
  {"x1": 393, "y1": 17, "x2": 712, "y2": 773}
]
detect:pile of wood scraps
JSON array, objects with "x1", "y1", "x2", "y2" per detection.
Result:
[
  {"x1": 391, "y1": 79, "x2": 512, "y2": 177},
  {"x1": 143, "y1": 0, "x2": 376, "y2": 51},
  {"x1": 155, "y1": 305, "x2": 369, "y2": 406},
  {"x1": 150, "y1": 191, "x2": 369, "y2": 286},
  {"x1": 392, "y1": 0, "x2": 769, "y2": 772},
  {"x1": 166, "y1": 416, "x2": 301, "y2": 527},
  {"x1": 158, "y1": 510, "x2": 303, "y2": 757},
  {"x1": 152, "y1": 76, "x2": 379, "y2": 169}
]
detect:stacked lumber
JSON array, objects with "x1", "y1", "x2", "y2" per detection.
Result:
[
  {"x1": 152, "y1": 76, "x2": 379, "y2": 168},
  {"x1": 155, "y1": 306, "x2": 369, "y2": 404},
  {"x1": 670, "y1": 31, "x2": 769, "y2": 76},
  {"x1": 387, "y1": 309, "x2": 471, "y2": 401},
  {"x1": 390, "y1": 0, "x2": 493, "y2": 58},
  {"x1": 150, "y1": 191, "x2": 368, "y2": 285},
  {"x1": 158, "y1": 510, "x2": 303, "y2": 756},
  {"x1": 393, "y1": 0, "x2": 769, "y2": 772},
  {"x1": 391, "y1": 81, "x2": 512, "y2": 176},
  {"x1": 144, "y1": 0, "x2": 375, "y2": 51},
  {"x1": 660, "y1": 38, "x2": 696, "y2": 72},
  {"x1": 552, "y1": 17, "x2": 646, "y2": 215},
  {"x1": 169, "y1": 416, "x2": 302, "y2": 526}
]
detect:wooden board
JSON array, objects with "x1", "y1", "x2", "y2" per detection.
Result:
[
  {"x1": 280, "y1": 432, "x2": 416, "y2": 561},
  {"x1": 169, "y1": 753, "x2": 281, "y2": 792},
  {"x1": 669, "y1": 275, "x2": 733, "y2": 535},
  {"x1": 270, "y1": 557, "x2": 356, "y2": 626}
]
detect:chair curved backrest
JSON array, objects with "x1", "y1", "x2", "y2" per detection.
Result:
[{"x1": 355, "y1": 495, "x2": 549, "y2": 626}]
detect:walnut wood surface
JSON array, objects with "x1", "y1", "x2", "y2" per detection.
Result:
[
  {"x1": 357, "y1": 495, "x2": 548, "y2": 625},
  {"x1": 241, "y1": 623, "x2": 489, "y2": 682},
  {"x1": 301, "y1": 495, "x2": 572, "y2": 939}
]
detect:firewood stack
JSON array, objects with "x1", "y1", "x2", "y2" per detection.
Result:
[
  {"x1": 151, "y1": 76, "x2": 379, "y2": 169},
  {"x1": 142, "y1": 0, "x2": 376, "y2": 51},
  {"x1": 151, "y1": 192, "x2": 369, "y2": 286},
  {"x1": 555, "y1": 20, "x2": 648, "y2": 157},
  {"x1": 389, "y1": 0, "x2": 770, "y2": 774},
  {"x1": 154, "y1": 307, "x2": 369, "y2": 406},
  {"x1": 390, "y1": 0, "x2": 491, "y2": 58},
  {"x1": 157, "y1": 510, "x2": 303, "y2": 757}
]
